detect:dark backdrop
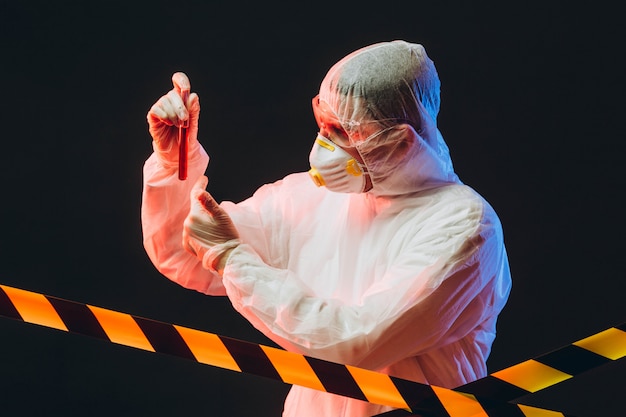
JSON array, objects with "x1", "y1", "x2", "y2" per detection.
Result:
[{"x1": 1, "y1": 1, "x2": 624, "y2": 416}]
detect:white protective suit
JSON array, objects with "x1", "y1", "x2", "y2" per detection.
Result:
[{"x1": 142, "y1": 40, "x2": 512, "y2": 416}]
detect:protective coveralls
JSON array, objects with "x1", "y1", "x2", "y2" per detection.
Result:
[{"x1": 142, "y1": 40, "x2": 512, "y2": 416}]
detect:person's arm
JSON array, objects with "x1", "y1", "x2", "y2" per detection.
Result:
[
  {"x1": 141, "y1": 72, "x2": 226, "y2": 295},
  {"x1": 142, "y1": 149, "x2": 228, "y2": 295},
  {"x1": 221, "y1": 218, "x2": 509, "y2": 369}
]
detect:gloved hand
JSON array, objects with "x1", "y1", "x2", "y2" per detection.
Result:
[
  {"x1": 147, "y1": 72, "x2": 200, "y2": 167},
  {"x1": 183, "y1": 176, "x2": 240, "y2": 272}
]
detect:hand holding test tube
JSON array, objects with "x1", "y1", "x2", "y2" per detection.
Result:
[{"x1": 146, "y1": 72, "x2": 196, "y2": 180}]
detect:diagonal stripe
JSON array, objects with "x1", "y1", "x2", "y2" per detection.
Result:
[
  {"x1": 491, "y1": 360, "x2": 571, "y2": 393},
  {"x1": 346, "y1": 365, "x2": 411, "y2": 411},
  {"x1": 390, "y1": 376, "x2": 448, "y2": 416},
  {"x1": 47, "y1": 296, "x2": 109, "y2": 340},
  {"x1": 1, "y1": 285, "x2": 67, "y2": 331},
  {"x1": 134, "y1": 316, "x2": 196, "y2": 360},
  {"x1": 472, "y1": 401, "x2": 567, "y2": 417},
  {"x1": 86, "y1": 305, "x2": 154, "y2": 352},
  {"x1": 459, "y1": 375, "x2": 529, "y2": 404},
  {"x1": 473, "y1": 400, "x2": 527, "y2": 417},
  {"x1": 431, "y1": 386, "x2": 487, "y2": 417},
  {"x1": 535, "y1": 345, "x2": 610, "y2": 376},
  {"x1": 219, "y1": 336, "x2": 282, "y2": 381},
  {"x1": 261, "y1": 345, "x2": 326, "y2": 392},
  {"x1": 174, "y1": 325, "x2": 241, "y2": 372},
  {"x1": 517, "y1": 404, "x2": 567, "y2": 416},
  {"x1": 448, "y1": 322, "x2": 626, "y2": 412},
  {"x1": 0, "y1": 285, "x2": 22, "y2": 320},
  {"x1": 573, "y1": 327, "x2": 626, "y2": 360},
  {"x1": 305, "y1": 356, "x2": 368, "y2": 402}
]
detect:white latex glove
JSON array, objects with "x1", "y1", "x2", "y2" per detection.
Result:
[
  {"x1": 183, "y1": 176, "x2": 240, "y2": 272},
  {"x1": 147, "y1": 72, "x2": 200, "y2": 166}
]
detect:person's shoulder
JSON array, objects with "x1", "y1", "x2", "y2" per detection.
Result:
[
  {"x1": 396, "y1": 183, "x2": 498, "y2": 229},
  {"x1": 441, "y1": 183, "x2": 504, "y2": 233},
  {"x1": 400, "y1": 183, "x2": 484, "y2": 210},
  {"x1": 432, "y1": 183, "x2": 495, "y2": 211}
]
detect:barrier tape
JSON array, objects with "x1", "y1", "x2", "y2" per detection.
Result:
[
  {"x1": 1, "y1": 284, "x2": 623, "y2": 417},
  {"x1": 378, "y1": 320, "x2": 626, "y2": 416}
]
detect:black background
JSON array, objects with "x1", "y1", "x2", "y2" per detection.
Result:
[{"x1": 0, "y1": 1, "x2": 624, "y2": 416}]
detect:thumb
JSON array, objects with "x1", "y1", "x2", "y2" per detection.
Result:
[
  {"x1": 190, "y1": 176, "x2": 211, "y2": 214},
  {"x1": 172, "y1": 72, "x2": 191, "y2": 96},
  {"x1": 198, "y1": 191, "x2": 222, "y2": 216},
  {"x1": 198, "y1": 191, "x2": 239, "y2": 242},
  {"x1": 189, "y1": 175, "x2": 220, "y2": 217}
]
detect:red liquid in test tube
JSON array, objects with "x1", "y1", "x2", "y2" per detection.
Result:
[{"x1": 178, "y1": 88, "x2": 190, "y2": 180}]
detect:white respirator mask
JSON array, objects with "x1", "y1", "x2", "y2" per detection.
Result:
[{"x1": 308, "y1": 134, "x2": 367, "y2": 193}]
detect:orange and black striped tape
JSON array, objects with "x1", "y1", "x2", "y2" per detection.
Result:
[
  {"x1": 1, "y1": 284, "x2": 622, "y2": 417},
  {"x1": 374, "y1": 320, "x2": 626, "y2": 417}
]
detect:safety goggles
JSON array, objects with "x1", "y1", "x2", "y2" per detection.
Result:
[
  {"x1": 312, "y1": 95, "x2": 357, "y2": 148},
  {"x1": 312, "y1": 95, "x2": 395, "y2": 148}
]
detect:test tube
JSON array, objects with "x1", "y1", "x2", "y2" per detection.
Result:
[{"x1": 178, "y1": 88, "x2": 190, "y2": 180}]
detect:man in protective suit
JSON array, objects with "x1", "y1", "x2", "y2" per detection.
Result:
[{"x1": 142, "y1": 40, "x2": 512, "y2": 417}]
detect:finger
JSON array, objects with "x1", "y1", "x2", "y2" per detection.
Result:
[
  {"x1": 164, "y1": 90, "x2": 188, "y2": 124},
  {"x1": 172, "y1": 72, "x2": 191, "y2": 96},
  {"x1": 150, "y1": 90, "x2": 189, "y2": 126},
  {"x1": 189, "y1": 176, "x2": 210, "y2": 203},
  {"x1": 147, "y1": 112, "x2": 174, "y2": 129},
  {"x1": 198, "y1": 191, "x2": 222, "y2": 215},
  {"x1": 148, "y1": 93, "x2": 182, "y2": 124},
  {"x1": 188, "y1": 92, "x2": 200, "y2": 114},
  {"x1": 148, "y1": 102, "x2": 173, "y2": 126}
]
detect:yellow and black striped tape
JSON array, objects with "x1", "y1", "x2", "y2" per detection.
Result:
[
  {"x1": 461, "y1": 323, "x2": 625, "y2": 399},
  {"x1": 1, "y1": 284, "x2": 622, "y2": 417},
  {"x1": 374, "y1": 321, "x2": 626, "y2": 417}
]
